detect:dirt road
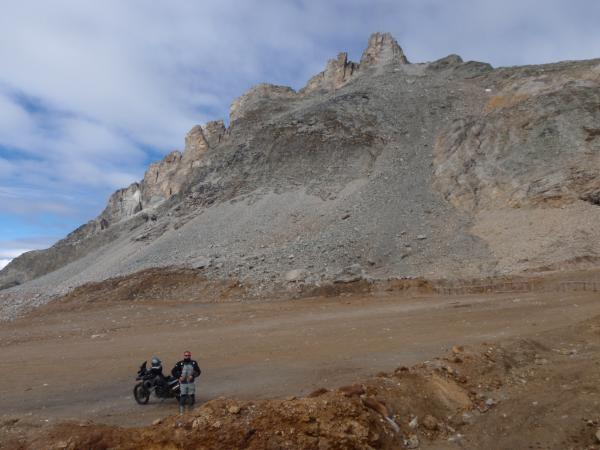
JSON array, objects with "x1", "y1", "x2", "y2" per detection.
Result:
[{"x1": 2, "y1": 287, "x2": 599, "y2": 429}]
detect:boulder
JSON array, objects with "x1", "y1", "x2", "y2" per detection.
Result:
[
  {"x1": 334, "y1": 264, "x2": 365, "y2": 283},
  {"x1": 284, "y1": 269, "x2": 309, "y2": 282},
  {"x1": 193, "y1": 258, "x2": 212, "y2": 270}
]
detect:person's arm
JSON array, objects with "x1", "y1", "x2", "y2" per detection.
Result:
[
  {"x1": 171, "y1": 362, "x2": 181, "y2": 378},
  {"x1": 193, "y1": 361, "x2": 201, "y2": 378}
]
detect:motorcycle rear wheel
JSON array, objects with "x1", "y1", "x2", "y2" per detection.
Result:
[{"x1": 134, "y1": 382, "x2": 150, "y2": 404}]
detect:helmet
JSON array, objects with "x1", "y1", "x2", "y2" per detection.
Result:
[{"x1": 151, "y1": 357, "x2": 162, "y2": 369}]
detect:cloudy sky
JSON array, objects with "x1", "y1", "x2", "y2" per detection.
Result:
[{"x1": 1, "y1": 0, "x2": 600, "y2": 269}]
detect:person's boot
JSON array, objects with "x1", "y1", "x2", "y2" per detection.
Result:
[{"x1": 179, "y1": 396, "x2": 186, "y2": 415}]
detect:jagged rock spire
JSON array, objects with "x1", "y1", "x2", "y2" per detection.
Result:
[
  {"x1": 301, "y1": 52, "x2": 359, "y2": 94},
  {"x1": 301, "y1": 32, "x2": 408, "y2": 94},
  {"x1": 360, "y1": 32, "x2": 409, "y2": 67}
]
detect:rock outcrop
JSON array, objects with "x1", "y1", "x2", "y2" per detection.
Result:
[
  {"x1": 302, "y1": 32, "x2": 408, "y2": 94},
  {"x1": 433, "y1": 61, "x2": 600, "y2": 210},
  {"x1": 102, "y1": 120, "x2": 228, "y2": 225},
  {"x1": 202, "y1": 120, "x2": 226, "y2": 148},
  {"x1": 141, "y1": 150, "x2": 184, "y2": 206},
  {"x1": 302, "y1": 52, "x2": 360, "y2": 94},
  {"x1": 181, "y1": 126, "x2": 208, "y2": 168},
  {"x1": 100, "y1": 183, "x2": 142, "y2": 226},
  {"x1": 229, "y1": 83, "x2": 296, "y2": 123},
  {"x1": 359, "y1": 31, "x2": 409, "y2": 67}
]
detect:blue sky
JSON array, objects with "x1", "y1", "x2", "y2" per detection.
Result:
[{"x1": 1, "y1": 0, "x2": 600, "y2": 269}]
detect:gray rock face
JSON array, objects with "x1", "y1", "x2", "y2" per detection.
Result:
[
  {"x1": 433, "y1": 63, "x2": 600, "y2": 210},
  {"x1": 181, "y1": 126, "x2": 208, "y2": 169},
  {"x1": 359, "y1": 32, "x2": 408, "y2": 67},
  {"x1": 301, "y1": 32, "x2": 407, "y2": 94},
  {"x1": 229, "y1": 83, "x2": 296, "y2": 123},
  {"x1": 142, "y1": 150, "x2": 184, "y2": 206},
  {"x1": 203, "y1": 120, "x2": 226, "y2": 148},
  {"x1": 102, "y1": 183, "x2": 142, "y2": 222},
  {"x1": 2, "y1": 32, "x2": 600, "y2": 317},
  {"x1": 302, "y1": 52, "x2": 359, "y2": 94}
]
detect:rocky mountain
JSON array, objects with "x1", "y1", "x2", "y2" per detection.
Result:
[{"x1": 1, "y1": 32, "x2": 599, "y2": 319}]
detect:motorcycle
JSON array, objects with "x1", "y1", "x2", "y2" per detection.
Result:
[{"x1": 133, "y1": 361, "x2": 181, "y2": 404}]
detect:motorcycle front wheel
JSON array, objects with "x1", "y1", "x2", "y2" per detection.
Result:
[{"x1": 133, "y1": 382, "x2": 150, "y2": 404}]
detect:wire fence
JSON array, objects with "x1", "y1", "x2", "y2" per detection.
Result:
[{"x1": 433, "y1": 280, "x2": 600, "y2": 296}]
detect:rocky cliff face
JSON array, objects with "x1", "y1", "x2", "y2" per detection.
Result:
[
  {"x1": 1, "y1": 32, "x2": 599, "y2": 315},
  {"x1": 434, "y1": 61, "x2": 600, "y2": 210},
  {"x1": 91, "y1": 119, "x2": 227, "y2": 228}
]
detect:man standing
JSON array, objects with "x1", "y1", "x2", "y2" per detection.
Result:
[{"x1": 171, "y1": 350, "x2": 201, "y2": 414}]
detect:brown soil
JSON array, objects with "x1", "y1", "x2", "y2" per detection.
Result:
[
  {"x1": 31, "y1": 267, "x2": 248, "y2": 315},
  {"x1": 2, "y1": 270, "x2": 600, "y2": 449}
]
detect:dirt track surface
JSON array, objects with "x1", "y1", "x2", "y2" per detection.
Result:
[{"x1": 2, "y1": 282, "x2": 600, "y2": 437}]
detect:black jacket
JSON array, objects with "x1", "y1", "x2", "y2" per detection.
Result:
[{"x1": 171, "y1": 359, "x2": 201, "y2": 380}]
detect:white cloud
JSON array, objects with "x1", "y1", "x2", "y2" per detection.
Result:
[
  {"x1": 0, "y1": 248, "x2": 37, "y2": 270},
  {"x1": 2, "y1": 0, "x2": 598, "y2": 169},
  {"x1": 0, "y1": 92, "x2": 34, "y2": 133},
  {"x1": 0, "y1": 248, "x2": 32, "y2": 259},
  {"x1": 0, "y1": 157, "x2": 16, "y2": 177},
  {"x1": 0, "y1": 239, "x2": 59, "y2": 269}
]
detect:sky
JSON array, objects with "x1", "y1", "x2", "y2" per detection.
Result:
[{"x1": 1, "y1": 0, "x2": 600, "y2": 269}]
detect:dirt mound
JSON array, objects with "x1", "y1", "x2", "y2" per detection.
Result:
[
  {"x1": 13, "y1": 360, "x2": 475, "y2": 450},
  {"x1": 28, "y1": 267, "x2": 246, "y2": 317}
]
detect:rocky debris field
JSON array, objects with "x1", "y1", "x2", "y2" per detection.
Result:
[{"x1": 0, "y1": 261, "x2": 586, "y2": 322}]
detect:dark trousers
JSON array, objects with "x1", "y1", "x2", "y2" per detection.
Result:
[
  {"x1": 179, "y1": 382, "x2": 196, "y2": 412},
  {"x1": 179, "y1": 393, "x2": 195, "y2": 407}
]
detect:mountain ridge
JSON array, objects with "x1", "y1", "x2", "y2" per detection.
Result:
[{"x1": 1, "y1": 32, "x2": 599, "y2": 320}]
